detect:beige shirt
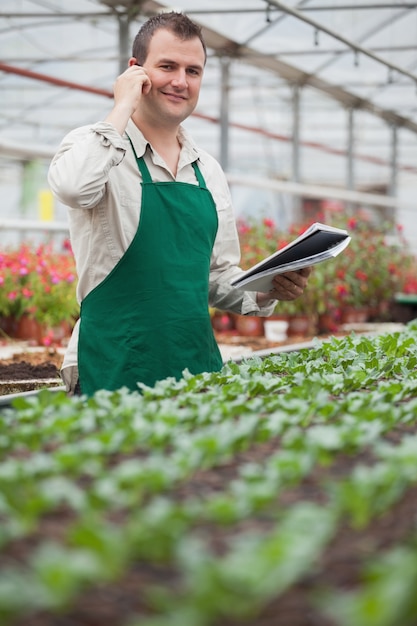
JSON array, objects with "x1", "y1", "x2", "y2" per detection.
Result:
[{"x1": 48, "y1": 119, "x2": 276, "y2": 392}]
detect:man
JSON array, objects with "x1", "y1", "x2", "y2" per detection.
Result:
[{"x1": 48, "y1": 12, "x2": 310, "y2": 396}]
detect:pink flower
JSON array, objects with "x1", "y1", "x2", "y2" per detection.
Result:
[
  {"x1": 237, "y1": 221, "x2": 251, "y2": 236},
  {"x1": 41, "y1": 334, "x2": 53, "y2": 346}
]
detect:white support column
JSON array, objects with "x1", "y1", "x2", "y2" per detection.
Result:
[
  {"x1": 292, "y1": 84, "x2": 301, "y2": 183},
  {"x1": 346, "y1": 107, "x2": 355, "y2": 213},
  {"x1": 118, "y1": 13, "x2": 131, "y2": 74},
  {"x1": 219, "y1": 56, "x2": 230, "y2": 172},
  {"x1": 292, "y1": 83, "x2": 301, "y2": 219},
  {"x1": 388, "y1": 124, "x2": 398, "y2": 223},
  {"x1": 389, "y1": 124, "x2": 398, "y2": 196}
]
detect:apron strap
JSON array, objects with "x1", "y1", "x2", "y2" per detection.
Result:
[
  {"x1": 127, "y1": 133, "x2": 205, "y2": 187},
  {"x1": 191, "y1": 161, "x2": 206, "y2": 189},
  {"x1": 126, "y1": 135, "x2": 153, "y2": 183},
  {"x1": 136, "y1": 155, "x2": 153, "y2": 183}
]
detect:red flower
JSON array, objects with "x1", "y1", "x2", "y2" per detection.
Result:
[
  {"x1": 336, "y1": 284, "x2": 349, "y2": 297},
  {"x1": 237, "y1": 221, "x2": 251, "y2": 236},
  {"x1": 63, "y1": 239, "x2": 73, "y2": 252},
  {"x1": 355, "y1": 270, "x2": 368, "y2": 281}
]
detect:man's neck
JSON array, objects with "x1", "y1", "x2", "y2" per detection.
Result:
[{"x1": 132, "y1": 114, "x2": 181, "y2": 176}]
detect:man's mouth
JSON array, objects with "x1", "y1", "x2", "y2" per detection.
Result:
[{"x1": 162, "y1": 91, "x2": 186, "y2": 101}]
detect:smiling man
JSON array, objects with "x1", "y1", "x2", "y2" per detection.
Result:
[{"x1": 48, "y1": 12, "x2": 311, "y2": 396}]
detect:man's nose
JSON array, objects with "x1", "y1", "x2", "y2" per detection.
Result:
[{"x1": 171, "y1": 69, "x2": 188, "y2": 87}]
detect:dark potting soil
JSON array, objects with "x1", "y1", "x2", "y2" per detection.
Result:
[{"x1": 0, "y1": 359, "x2": 60, "y2": 381}]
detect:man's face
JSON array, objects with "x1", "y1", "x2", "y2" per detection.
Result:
[{"x1": 141, "y1": 28, "x2": 205, "y2": 127}]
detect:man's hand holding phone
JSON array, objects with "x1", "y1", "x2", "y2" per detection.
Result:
[
  {"x1": 105, "y1": 62, "x2": 152, "y2": 135},
  {"x1": 133, "y1": 63, "x2": 152, "y2": 93}
]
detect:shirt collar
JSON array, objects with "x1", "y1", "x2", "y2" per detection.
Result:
[{"x1": 125, "y1": 119, "x2": 202, "y2": 165}]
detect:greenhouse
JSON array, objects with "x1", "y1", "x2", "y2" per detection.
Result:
[
  {"x1": 1, "y1": 2, "x2": 417, "y2": 626},
  {"x1": 1, "y1": 1, "x2": 417, "y2": 239}
]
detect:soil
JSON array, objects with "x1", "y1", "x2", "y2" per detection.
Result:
[
  {"x1": 0, "y1": 332, "x2": 310, "y2": 394},
  {"x1": 2, "y1": 333, "x2": 417, "y2": 626},
  {"x1": 0, "y1": 350, "x2": 62, "y2": 380},
  {"x1": 0, "y1": 324, "x2": 394, "y2": 390},
  {"x1": 0, "y1": 348, "x2": 63, "y2": 395}
]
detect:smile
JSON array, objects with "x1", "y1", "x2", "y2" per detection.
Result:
[{"x1": 162, "y1": 92, "x2": 186, "y2": 101}]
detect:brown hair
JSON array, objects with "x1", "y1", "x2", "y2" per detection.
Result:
[{"x1": 132, "y1": 12, "x2": 207, "y2": 65}]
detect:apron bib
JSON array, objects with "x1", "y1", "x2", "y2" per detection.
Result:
[{"x1": 78, "y1": 149, "x2": 223, "y2": 395}]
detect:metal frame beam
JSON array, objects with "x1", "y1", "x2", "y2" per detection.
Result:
[
  {"x1": 266, "y1": 0, "x2": 417, "y2": 85},
  {"x1": 123, "y1": 1, "x2": 417, "y2": 133}
]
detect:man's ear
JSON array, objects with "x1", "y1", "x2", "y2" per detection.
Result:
[{"x1": 128, "y1": 57, "x2": 139, "y2": 67}]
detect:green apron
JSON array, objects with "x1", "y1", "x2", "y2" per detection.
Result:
[{"x1": 78, "y1": 147, "x2": 223, "y2": 395}]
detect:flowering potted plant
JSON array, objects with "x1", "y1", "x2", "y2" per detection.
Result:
[
  {"x1": 236, "y1": 211, "x2": 417, "y2": 336},
  {"x1": 320, "y1": 214, "x2": 411, "y2": 323},
  {"x1": 237, "y1": 217, "x2": 283, "y2": 270},
  {"x1": 0, "y1": 241, "x2": 78, "y2": 344},
  {"x1": 237, "y1": 217, "x2": 320, "y2": 336}
]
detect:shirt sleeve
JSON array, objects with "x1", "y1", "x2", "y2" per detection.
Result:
[
  {"x1": 60, "y1": 319, "x2": 80, "y2": 394},
  {"x1": 47, "y1": 122, "x2": 127, "y2": 209}
]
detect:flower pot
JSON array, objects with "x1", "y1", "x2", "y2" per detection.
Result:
[
  {"x1": 287, "y1": 314, "x2": 312, "y2": 337},
  {"x1": 264, "y1": 319, "x2": 289, "y2": 342},
  {"x1": 269, "y1": 313, "x2": 291, "y2": 323},
  {"x1": 318, "y1": 312, "x2": 340, "y2": 334},
  {"x1": 341, "y1": 307, "x2": 369, "y2": 325},
  {"x1": 0, "y1": 316, "x2": 18, "y2": 338},
  {"x1": 211, "y1": 311, "x2": 235, "y2": 332},
  {"x1": 13, "y1": 315, "x2": 72, "y2": 346},
  {"x1": 234, "y1": 315, "x2": 264, "y2": 337},
  {"x1": 41, "y1": 321, "x2": 73, "y2": 347},
  {"x1": 14, "y1": 315, "x2": 44, "y2": 345}
]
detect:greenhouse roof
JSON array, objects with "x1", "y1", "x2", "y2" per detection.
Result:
[{"x1": 1, "y1": 0, "x2": 417, "y2": 200}]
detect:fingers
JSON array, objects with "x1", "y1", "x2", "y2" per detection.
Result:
[
  {"x1": 269, "y1": 267, "x2": 312, "y2": 301},
  {"x1": 131, "y1": 64, "x2": 152, "y2": 95},
  {"x1": 113, "y1": 65, "x2": 152, "y2": 107},
  {"x1": 298, "y1": 266, "x2": 312, "y2": 278},
  {"x1": 270, "y1": 280, "x2": 303, "y2": 301}
]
